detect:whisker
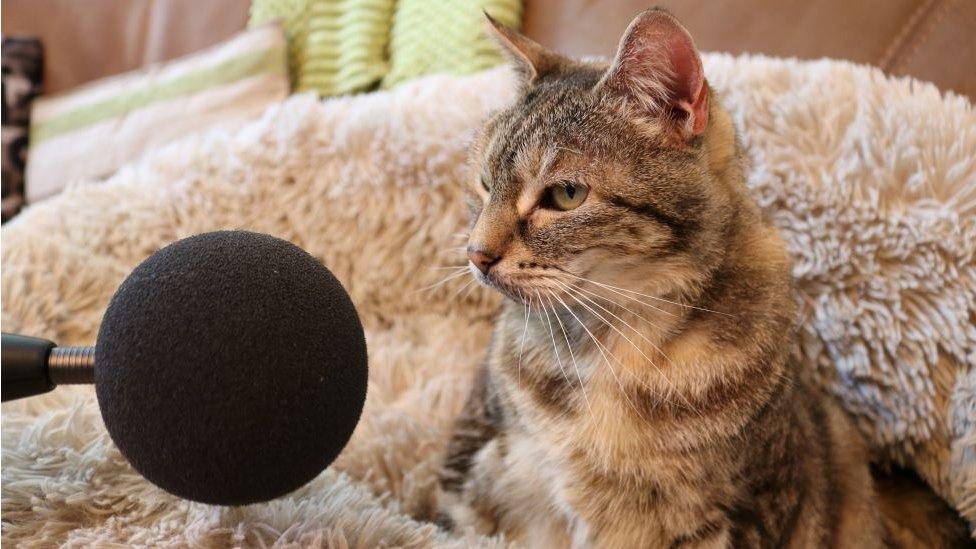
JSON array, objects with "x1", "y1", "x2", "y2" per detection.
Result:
[
  {"x1": 570, "y1": 282, "x2": 668, "y2": 335},
  {"x1": 560, "y1": 272, "x2": 676, "y2": 317},
  {"x1": 545, "y1": 290, "x2": 593, "y2": 416},
  {"x1": 450, "y1": 278, "x2": 477, "y2": 300},
  {"x1": 436, "y1": 246, "x2": 468, "y2": 256},
  {"x1": 554, "y1": 280, "x2": 702, "y2": 418},
  {"x1": 460, "y1": 279, "x2": 481, "y2": 300},
  {"x1": 516, "y1": 289, "x2": 531, "y2": 389},
  {"x1": 571, "y1": 276, "x2": 676, "y2": 318},
  {"x1": 415, "y1": 268, "x2": 470, "y2": 293},
  {"x1": 536, "y1": 290, "x2": 574, "y2": 391},
  {"x1": 535, "y1": 289, "x2": 581, "y2": 427},
  {"x1": 571, "y1": 286, "x2": 705, "y2": 419},
  {"x1": 551, "y1": 291, "x2": 648, "y2": 415},
  {"x1": 559, "y1": 269, "x2": 732, "y2": 317},
  {"x1": 555, "y1": 279, "x2": 669, "y2": 373}
]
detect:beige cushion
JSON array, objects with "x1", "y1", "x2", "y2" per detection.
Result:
[{"x1": 25, "y1": 24, "x2": 289, "y2": 203}]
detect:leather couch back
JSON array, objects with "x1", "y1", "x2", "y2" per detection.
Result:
[{"x1": 523, "y1": 0, "x2": 975, "y2": 100}]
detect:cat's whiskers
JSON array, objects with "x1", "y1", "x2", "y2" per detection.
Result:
[
  {"x1": 516, "y1": 289, "x2": 530, "y2": 389},
  {"x1": 570, "y1": 275, "x2": 676, "y2": 318},
  {"x1": 451, "y1": 278, "x2": 477, "y2": 300},
  {"x1": 554, "y1": 280, "x2": 702, "y2": 418},
  {"x1": 530, "y1": 295, "x2": 572, "y2": 421},
  {"x1": 550, "y1": 290, "x2": 649, "y2": 417},
  {"x1": 554, "y1": 279, "x2": 671, "y2": 375},
  {"x1": 570, "y1": 282, "x2": 669, "y2": 335},
  {"x1": 416, "y1": 268, "x2": 471, "y2": 293},
  {"x1": 536, "y1": 290, "x2": 575, "y2": 392},
  {"x1": 436, "y1": 244, "x2": 468, "y2": 257},
  {"x1": 559, "y1": 269, "x2": 733, "y2": 317},
  {"x1": 544, "y1": 290, "x2": 593, "y2": 416},
  {"x1": 553, "y1": 281, "x2": 700, "y2": 417},
  {"x1": 568, "y1": 282, "x2": 674, "y2": 358}
]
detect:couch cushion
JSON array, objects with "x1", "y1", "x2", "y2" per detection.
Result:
[
  {"x1": 25, "y1": 24, "x2": 289, "y2": 203},
  {"x1": 249, "y1": 0, "x2": 396, "y2": 96},
  {"x1": 381, "y1": 0, "x2": 523, "y2": 89}
]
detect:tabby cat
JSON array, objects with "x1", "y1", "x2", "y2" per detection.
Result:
[{"x1": 436, "y1": 9, "x2": 887, "y2": 548}]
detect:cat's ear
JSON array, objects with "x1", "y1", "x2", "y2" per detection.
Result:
[
  {"x1": 598, "y1": 8, "x2": 708, "y2": 138},
  {"x1": 485, "y1": 13, "x2": 564, "y2": 88}
]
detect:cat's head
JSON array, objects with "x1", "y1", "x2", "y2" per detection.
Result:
[{"x1": 466, "y1": 8, "x2": 747, "y2": 307}]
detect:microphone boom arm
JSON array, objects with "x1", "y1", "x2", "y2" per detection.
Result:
[{"x1": 2, "y1": 333, "x2": 95, "y2": 402}]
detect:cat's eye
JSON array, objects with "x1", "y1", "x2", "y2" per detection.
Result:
[{"x1": 543, "y1": 182, "x2": 588, "y2": 211}]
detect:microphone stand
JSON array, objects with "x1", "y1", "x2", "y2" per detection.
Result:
[{"x1": 2, "y1": 333, "x2": 95, "y2": 401}]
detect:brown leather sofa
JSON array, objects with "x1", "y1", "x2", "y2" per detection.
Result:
[
  {"x1": 3, "y1": 0, "x2": 974, "y2": 99},
  {"x1": 524, "y1": 0, "x2": 976, "y2": 100}
]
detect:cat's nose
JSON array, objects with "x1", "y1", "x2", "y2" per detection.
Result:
[{"x1": 467, "y1": 248, "x2": 500, "y2": 274}]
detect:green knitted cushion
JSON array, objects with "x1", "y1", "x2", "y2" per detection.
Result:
[
  {"x1": 250, "y1": 0, "x2": 394, "y2": 96},
  {"x1": 250, "y1": 0, "x2": 523, "y2": 96},
  {"x1": 381, "y1": 0, "x2": 522, "y2": 89}
]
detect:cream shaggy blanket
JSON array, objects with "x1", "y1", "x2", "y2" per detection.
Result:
[{"x1": 2, "y1": 54, "x2": 975, "y2": 547}]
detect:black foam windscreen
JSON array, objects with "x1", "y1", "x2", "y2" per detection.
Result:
[{"x1": 95, "y1": 231, "x2": 367, "y2": 505}]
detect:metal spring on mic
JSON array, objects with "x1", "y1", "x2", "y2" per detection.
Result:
[{"x1": 48, "y1": 346, "x2": 96, "y2": 385}]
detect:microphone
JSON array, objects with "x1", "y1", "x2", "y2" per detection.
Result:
[{"x1": 1, "y1": 231, "x2": 368, "y2": 506}]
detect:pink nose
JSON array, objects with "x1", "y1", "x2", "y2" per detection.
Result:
[{"x1": 467, "y1": 248, "x2": 500, "y2": 274}]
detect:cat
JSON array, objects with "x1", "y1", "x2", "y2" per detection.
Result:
[{"x1": 434, "y1": 8, "x2": 889, "y2": 548}]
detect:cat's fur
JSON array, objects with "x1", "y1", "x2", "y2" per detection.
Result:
[{"x1": 436, "y1": 9, "x2": 886, "y2": 548}]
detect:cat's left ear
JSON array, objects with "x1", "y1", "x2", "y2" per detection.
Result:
[
  {"x1": 598, "y1": 9, "x2": 708, "y2": 138},
  {"x1": 485, "y1": 13, "x2": 565, "y2": 89}
]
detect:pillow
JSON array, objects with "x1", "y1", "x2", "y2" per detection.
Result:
[
  {"x1": 250, "y1": 0, "x2": 395, "y2": 97},
  {"x1": 381, "y1": 0, "x2": 522, "y2": 88},
  {"x1": 1, "y1": 36, "x2": 43, "y2": 221},
  {"x1": 248, "y1": 0, "x2": 523, "y2": 96},
  {"x1": 25, "y1": 24, "x2": 288, "y2": 203}
]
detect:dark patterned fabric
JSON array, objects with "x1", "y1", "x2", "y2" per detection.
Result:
[{"x1": 2, "y1": 36, "x2": 43, "y2": 222}]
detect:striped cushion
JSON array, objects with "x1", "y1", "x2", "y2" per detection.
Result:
[
  {"x1": 26, "y1": 24, "x2": 289, "y2": 203},
  {"x1": 381, "y1": 0, "x2": 522, "y2": 88},
  {"x1": 249, "y1": 0, "x2": 523, "y2": 96},
  {"x1": 250, "y1": 0, "x2": 395, "y2": 97}
]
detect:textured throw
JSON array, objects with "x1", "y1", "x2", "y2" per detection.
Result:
[{"x1": 1, "y1": 55, "x2": 974, "y2": 546}]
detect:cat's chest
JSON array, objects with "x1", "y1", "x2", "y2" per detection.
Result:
[
  {"x1": 490, "y1": 317, "x2": 738, "y2": 543},
  {"x1": 491, "y1": 314, "x2": 717, "y2": 469},
  {"x1": 496, "y1": 338, "x2": 658, "y2": 455},
  {"x1": 500, "y1": 403, "x2": 724, "y2": 548}
]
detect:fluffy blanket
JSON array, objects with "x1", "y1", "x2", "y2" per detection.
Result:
[{"x1": 2, "y1": 54, "x2": 974, "y2": 547}]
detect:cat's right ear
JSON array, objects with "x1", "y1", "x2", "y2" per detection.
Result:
[
  {"x1": 598, "y1": 8, "x2": 709, "y2": 139},
  {"x1": 485, "y1": 13, "x2": 563, "y2": 88}
]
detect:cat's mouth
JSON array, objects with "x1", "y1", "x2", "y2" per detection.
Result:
[{"x1": 469, "y1": 264, "x2": 564, "y2": 306}]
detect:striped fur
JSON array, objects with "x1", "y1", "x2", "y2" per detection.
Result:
[{"x1": 437, "y1": 9, "x2": 886, "y2": 548}]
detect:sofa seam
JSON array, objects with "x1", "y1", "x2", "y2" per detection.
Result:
[{"x1": 878, "y1": 0, "x2": 953, "y2": 74}]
